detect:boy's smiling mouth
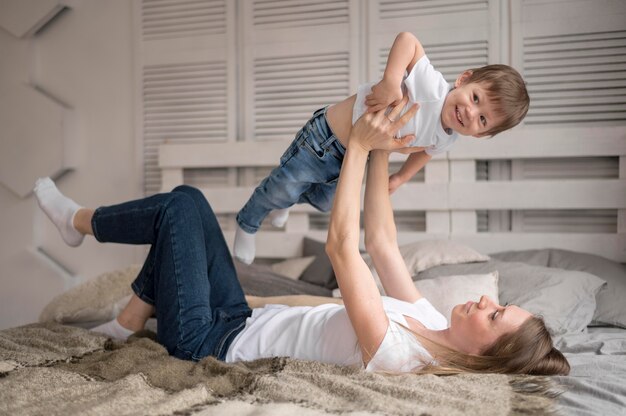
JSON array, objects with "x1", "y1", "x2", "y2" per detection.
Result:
[{"x1": 456, "y1": 106, "x2": 464, "y2": 126}]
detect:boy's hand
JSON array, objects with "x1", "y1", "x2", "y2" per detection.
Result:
[
  {"x1": 388, "y1": 173, "x2": 405, "y2": 194},
  {"x1": 365, "y1": 78, "x2": 403, "y2": 113},
  {"x1": 349, "y1": 95, "x2": 418, "y2": 153}
]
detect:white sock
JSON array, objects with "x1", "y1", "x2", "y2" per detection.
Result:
[
  {"x1": 91, "y1": 318, "x2": 134, "y2": 341},
  {"x1": 233, "y1": 225, "x2": 255, "y2": 265},
  {"x1": 268, "y1": 208, "x2": 290, "y2": 228},
  {"x1": 34, "y1": 177, "x2": 84, "y2": 247}
]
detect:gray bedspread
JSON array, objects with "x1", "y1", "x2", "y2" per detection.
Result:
[
  {"x1": 554, "y1": 327, "x2": 626, "y2": 416},
  {"x1": 6, "y1": 249, "x2": 626, "y2": 415}
]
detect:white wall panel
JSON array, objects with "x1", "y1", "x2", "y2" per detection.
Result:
[
  {"x1": 503, "y1": 0, "x2": 626, "y2": 234},
  {"x1": 1, "y1": 1, "x2": 139, "y2": 329},
  {"x1": 136, "y1": 0, "x2": 236, "y2": 194},
  {"x1": 240, "y1": 0, "x2": 356, "y2": 144}
]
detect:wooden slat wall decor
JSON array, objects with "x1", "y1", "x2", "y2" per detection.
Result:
[
  {"x1": 140, "y1": 0, "x2": 626, "y2": 261},
  {"x1": 159, "y1": 127, "x2": 626, "y2": 261},
  {"x1": 135, "y1": 0, "x2": 236, "y2": 195},
  {"x1": 506, "y1": 0, "x2": 626, "y2": 242}
]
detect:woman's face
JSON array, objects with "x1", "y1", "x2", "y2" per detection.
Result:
[{"x1": 448, "y1": 295, "x2": 532, "y2": 355}]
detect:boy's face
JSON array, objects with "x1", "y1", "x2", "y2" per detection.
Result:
[{"x1": 441, "y1": 71, "x2": 502, "y2": 138}]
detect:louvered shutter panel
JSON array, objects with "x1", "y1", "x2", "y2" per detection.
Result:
[
  {"x1": 376, "y1": 40, "x2": 489, "y2": 84},
  {"x1": 253, "y1": 51, "x2": 351, "y2": 141},
  {"x1": 513, "y1": 157, "x2": 619, "y2": 180},
  {"x1": 378, "y1": 0, "x2": 489, "y2": 18},
  {"x1": 512, "y1": 210, "x2": 617, "y2": 233},
  {"x1": 524, "y1": 31, "x2": 626, "y2": 125},
  {"x1": 509, "y1": 0, "x2": 626, "y2": 233},
  {"x1": 241, "y1": 0, "x2": 356, "y2": 144},
  {"x1": 137, "y1": 0, "x2": 236, "y2": 195},
  {"x1": 370, "y1": 0, "x2": 492, "y2": 80}
]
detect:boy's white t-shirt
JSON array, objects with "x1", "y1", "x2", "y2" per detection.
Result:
[
  {"x1": 352, "y1": 54, "x2": 458, "y2": 155},
  {"x1": 224, "y1": 296, "x2": 448, "y2": 373}
]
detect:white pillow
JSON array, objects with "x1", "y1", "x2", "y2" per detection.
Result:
[
  {"x1": 270, "y1": 256, "x2": 316, "y2": 280},
  {"x1": 333, "y1": 271, "x2": 499, "y2": 324},
  {"x1": 399, "y1": 240, "x2": 490, "y2": 273},
  {"x1": 415, "y1": 272, "x2": 499, "y2": 322},
  {"x1": 360, "y1": 240, "x2": 490, "y2": 295}
]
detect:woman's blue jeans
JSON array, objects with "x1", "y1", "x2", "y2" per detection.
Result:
[{"x1": 91, "y1": 185, "x2": 252, "y2": 361}]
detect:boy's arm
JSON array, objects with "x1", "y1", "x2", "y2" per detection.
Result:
[
  {"x1": 389, "y1": 151, "x2": 432, "y2": 194},
  {"x1": 366, "y1": 32, "x2": 425, "y2": 113}
]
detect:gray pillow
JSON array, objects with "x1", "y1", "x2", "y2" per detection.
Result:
[
  {"x1": 299, "y1": 238, "x2": 337, "y2": 289},
  {"x1": 491, "y1": 249, "x2": 550, "y2": 267},
  {"x1": 235, "y1": 261, "x2": 332, "y2": 297},
  {"x1": 547, "y1": 249, "x2": 626, "y2": 328},
  {"x1": 416, "y1": 260, "x2": 606, "y2": 335}
]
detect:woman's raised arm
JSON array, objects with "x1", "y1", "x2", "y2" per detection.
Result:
[
  {"x1": 364, "y1": 150, "x2": 422, "y2": 303},
  {"x1": 325, "y1": 97, "x2": 417, "y2": 364}
]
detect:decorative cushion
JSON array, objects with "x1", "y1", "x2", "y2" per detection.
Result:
[
  {"x1": 398, "y1": 240, "x2": 490, "y2": 273},
  {"x1": 491, "y1": 249, "x2": 551, "y2": 267},
  {"x1": 547, "y1": 249, "x2": 626, "y2": 328},
  {"x1": 270, "y1": 256, "x2": 316, "y2": 280},
  {"x1": 492, "y1": 248, "x2": 626, "y2": 328},
  {"x1": 360, "y1": 240, "x2": 490, "y2": 295},
  {"x1": 299, "y1": 238, "x2": 337, "y2": 289}
]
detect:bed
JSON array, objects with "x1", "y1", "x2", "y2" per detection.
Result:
[
  {"x1": 3, "y1": 138, "x2": 625, "y2": 415},
  {"x1": 2, "y1": 245, "x2": 626, "y2": 416}
]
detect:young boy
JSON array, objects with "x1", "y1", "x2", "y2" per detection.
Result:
[{"x1": 234, "y1": 31, "x2": 530, "y2": 264}]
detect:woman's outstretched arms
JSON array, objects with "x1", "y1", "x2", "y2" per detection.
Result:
[
  {"x1": 364, "y1": 150, "x2": 422, "y2": 303},
  {"x1": 326, "y1": 97, "x2": 418, "y2": 364}
]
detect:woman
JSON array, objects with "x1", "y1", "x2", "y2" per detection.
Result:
[{"x1": 34, "y1": 97, "x2": 569, "y2": 375}]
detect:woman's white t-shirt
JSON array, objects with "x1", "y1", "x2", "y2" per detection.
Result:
[
  {"x1": 352, "y1": 54, "x2": 458, "y2": 156},
  {"x1": 224, "y1": 297, "x2": 448, "y2": 373}
]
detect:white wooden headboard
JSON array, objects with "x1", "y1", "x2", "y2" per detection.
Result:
[{"x1": 159, "y1": 125, "x2": 626, "y2": 262}]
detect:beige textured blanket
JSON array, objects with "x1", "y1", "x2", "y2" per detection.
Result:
[{"x1": 0, "y1": 322, "x2": 558, "y2": 416}]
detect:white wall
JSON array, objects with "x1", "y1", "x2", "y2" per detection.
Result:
[{"x1": 0, "y1": 0, "x2": 142, "y2": 330}]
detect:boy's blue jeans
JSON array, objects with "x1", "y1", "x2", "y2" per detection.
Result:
[
  {"x1": 236, "y1": 107, "x2": 346, "y2": 233},
  {"x1": 92, "y1": 185, "x2": 252, "y2": 361}
]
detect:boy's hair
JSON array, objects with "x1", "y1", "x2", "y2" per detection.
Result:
[{"x1": 466, "y1": 64, "x2": 530, "y2": 137}]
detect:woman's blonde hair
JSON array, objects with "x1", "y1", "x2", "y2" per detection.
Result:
[{"x1": 407, "y1": 316, "x2": 570, "y2": 376}]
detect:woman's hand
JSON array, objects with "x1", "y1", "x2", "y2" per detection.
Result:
[{"x1": 349, "y1": 95, "x2": 419, "y2": 152}]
